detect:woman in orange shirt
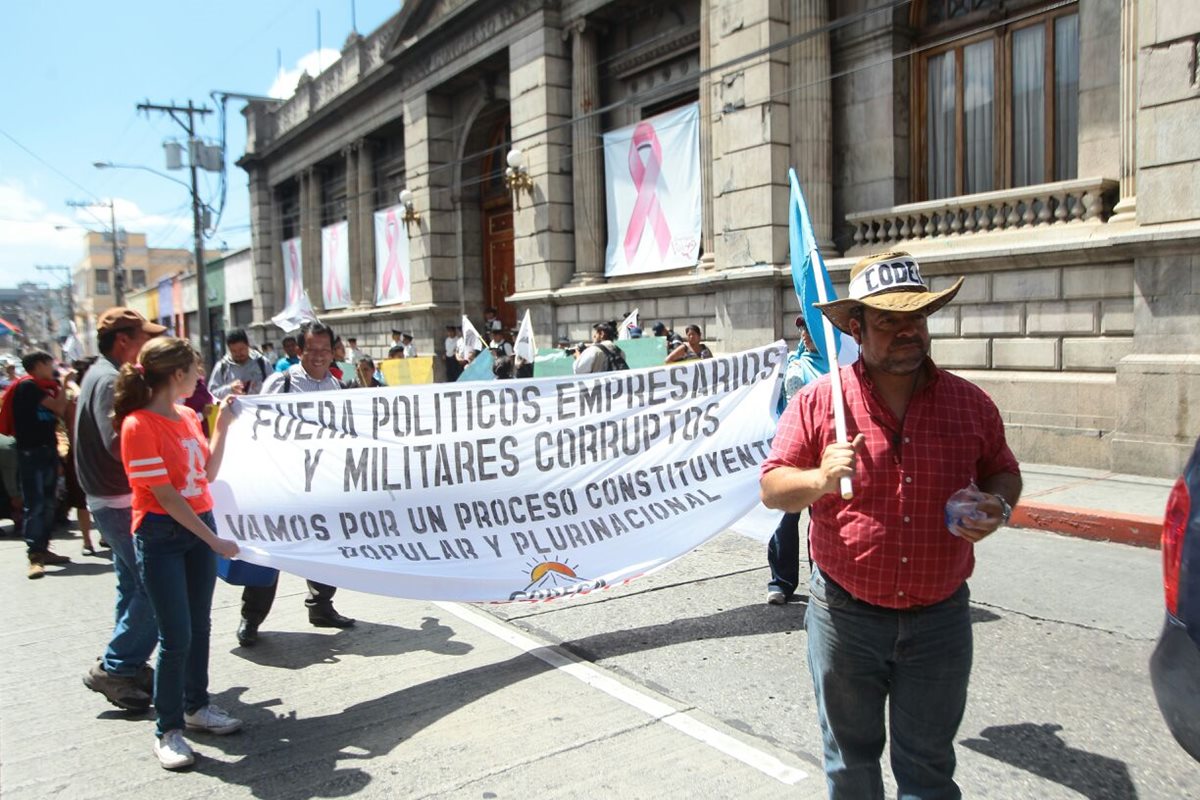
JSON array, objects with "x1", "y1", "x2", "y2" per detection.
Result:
[{"x1": 113, "y1": 337, "x2": 241, "y2": 771}]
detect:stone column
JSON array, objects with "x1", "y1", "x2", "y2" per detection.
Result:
[
  {"x1": 698, "y1": 0, "x2": 716, "y2": 268},
  {"x1": 403, "y1": 92, "x2": 456, "y2": 308},
  {"x1": 790, "y1": 0, "x2": 834, "y2": 249},
  {"x1": 1110, "y1": 0, "x2": 1138, "y2": 221},
  {"x1": 568, "y1": 19, "x2": 605, "y2": 285},
  {"x1": 510, "y1": 14, "x2": 575, "y2": 294},
  {"x1": 357, "y1": 138, "x2": 376, "y2": 307},
  {"x1": 344, "y1": 144, "x2": 361, "y2": 306},
  {"x1": 301, "y1": 167, "x2": 322, "y2": 310},
  {"x1": 247, "y1": 168, "x2": 277, "y2": 325}
]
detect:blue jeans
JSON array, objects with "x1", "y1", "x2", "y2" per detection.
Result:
[
  {"x1": 18, "y1": 445, "x2": 58, "y2": 555},
  {"x1": 134, "y1": 511, "x2": 218, "y2": 736},
  {"x1": 805, "y1": 566, "x2": 973, "y2": 800},
  {"x1": 91, "y1": 504, "x2": 158, "y2": 677},
  {"x1": 766, "y1": 511, "x2": 802, "y2": 596}
]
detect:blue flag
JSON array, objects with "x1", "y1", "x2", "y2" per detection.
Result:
[{"x1": 788, "y1": 168, "x2": 854, "y2": 368}]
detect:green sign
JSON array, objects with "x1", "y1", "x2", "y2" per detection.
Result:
[
  {"x1": 533, "y1": 338, "x2": 669, "y2": 377},
  {"x1": 205, "y1": 261, "x2": 225, "y2": 309}
]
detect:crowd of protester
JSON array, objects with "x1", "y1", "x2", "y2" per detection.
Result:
[{"x1": 0, "y1": 301, "x2": 720, "y2": 772}]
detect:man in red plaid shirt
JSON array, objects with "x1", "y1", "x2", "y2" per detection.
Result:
[{"x1": 761, "y1": 251, "x2": 1022, "y2": 800}]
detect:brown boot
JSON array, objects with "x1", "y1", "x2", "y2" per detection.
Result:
[{"x1": 27, "y1": 554, "x2": 44, "y2": 580}]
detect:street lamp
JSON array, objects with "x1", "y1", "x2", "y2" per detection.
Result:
[{"x1": 95, "y1": 159, "x2": 211, "y2": 367}]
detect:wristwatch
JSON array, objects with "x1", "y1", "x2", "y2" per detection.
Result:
[{"x1": 992, "y1": 493, "x2": 1013, "y2": 525}]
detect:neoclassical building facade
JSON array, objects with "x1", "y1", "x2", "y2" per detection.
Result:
[{"x1": 239, "y1": 0, "x2": 1200, "y2": 477}]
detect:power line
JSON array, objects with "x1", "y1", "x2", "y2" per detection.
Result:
[{"x1": 0, "y1": 127, "x2": 101, "y2": 202}]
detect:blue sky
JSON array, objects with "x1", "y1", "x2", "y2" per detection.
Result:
[{"x1": 0, "y1": 0, "x2": 401, "y2": 289}]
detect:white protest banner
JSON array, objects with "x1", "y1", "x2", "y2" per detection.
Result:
[
  {"x1": 211, "y1": 343, "x2": 786, "y2": 602},
  {"x1": 270, "y1": 289, "x2": 317, "y2": 333},
  {"x1": 321, "y1": 220, "x2": 351, "y2": 310},
  {"x1": 461, "y1": 315, "x2": 485, "y2": 354},
  {"x1": 603, "y1": 103, "x2": 701, "y2": 278},
  {"x1": 281, "y1": 237, "x2": 303, "y2": 308},
  {"x1": 373, "y1": 205, "x2": 411, "y2": 306}
]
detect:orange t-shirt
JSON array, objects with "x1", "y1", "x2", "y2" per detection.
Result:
[{"x1": 120, "y1": 407, "x2": 213, "y2": 533}]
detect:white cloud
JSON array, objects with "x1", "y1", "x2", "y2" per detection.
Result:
[
  {"x1": 0, "y1": 181, "x2": 196, "y2": 286},
  {"x1": 267, "y1": 48, "x2": 343, "y2": 100}
]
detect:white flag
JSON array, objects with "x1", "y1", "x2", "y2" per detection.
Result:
[
  {"x1": 272, "y1": 290, "x2": 318, "y2": 333},
  {"x1": 461, "y1": 315, "x2": 485, "y2": 354},
  {"x1": 514, "y1": 310, "x2": 536, "y2": 361},
  {"x1": 618, "y1": 308, "x2": 639, "y2": 340}
]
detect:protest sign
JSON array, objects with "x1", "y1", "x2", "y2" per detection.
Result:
[
  {"x1": 379, "y1": 357, "x2": 434, "y2": 386},
  {"x1": 211, "y1": 343, "x2": 786, "y2": 602}
]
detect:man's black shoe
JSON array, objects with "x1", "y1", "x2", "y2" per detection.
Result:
[
  {"x1": 237, "y1": 618, "x2": 259, "y2": 646},
  {"x1": 309, "y1": 607, "x2": 355, "y2": 629}
]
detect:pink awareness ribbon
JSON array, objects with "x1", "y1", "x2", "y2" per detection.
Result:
[
  {"x1": 324, "y1": 226, "x2": 347, "y2": 303},
  {"x1": 379, "y1": 209, "x2": 406, "y2": 300},
  {"x1": 623, "y1": 122, "x2": 673, "y2": 264},
  {"x1": 286, "y1": 241, "x2": 302, "y2": 305}
]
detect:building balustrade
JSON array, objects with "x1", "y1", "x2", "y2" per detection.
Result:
[{"x1": 844, "y1": 177, "x2": 1120, "y2": 254}]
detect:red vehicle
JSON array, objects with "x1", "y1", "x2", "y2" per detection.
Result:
[{"x1": 1150, "y1": 434, "x2": 1200, "y2": 762}]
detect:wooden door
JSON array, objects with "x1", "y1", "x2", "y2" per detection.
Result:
[{"x1": 483, "y1": 206, "x2": 515, "y2": 328}]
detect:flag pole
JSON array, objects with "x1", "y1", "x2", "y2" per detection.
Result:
[
  {"x1": 810, "y1": 251, "x2": 854, "y2": 501},
  {"x1": 792, "y1": 169, "x2": 853, "y2": 501}
]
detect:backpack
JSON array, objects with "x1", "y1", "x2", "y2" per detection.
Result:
[
  {"x1": 598, "y1": 342, "x2": 629, "y2": 372},
  {"x1": 256, "y1": 356, "x2": 268, "y2": 382}
]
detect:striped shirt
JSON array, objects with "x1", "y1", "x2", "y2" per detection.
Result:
[{"x1": 120, "y1": 407, "x2": 212, "y2": 533}]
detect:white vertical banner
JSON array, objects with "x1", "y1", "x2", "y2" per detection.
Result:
[
  {"x1": 514, "y1": 309, "x2": 536, "y2": 361},
  {"x1": 280, "y1": 237, "x2": 303, "y2": 310},
  {"x1": 373, "y1": 205, "x2": 411, "y2": 306},
  {"x1": 603, "y1": 102, "x2": 701, "y2": 278},
  {"x1": 321, "y1": 220, "x2": 351, "y2": 310}
]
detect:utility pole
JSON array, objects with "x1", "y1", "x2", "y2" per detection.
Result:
[
  {"x1": 66, "y1": 199, "x2": 122, "y2": 305},
  {"x1": 137, "y1": 99, "x2": 213, "y2": 366},
  {"x1": 35, "y1": 265, "x2": 74, "y2": 339}
]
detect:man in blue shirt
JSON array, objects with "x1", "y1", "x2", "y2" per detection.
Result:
[{"x1": 274, "y1": 335, "x2": 300, "y2": 372}]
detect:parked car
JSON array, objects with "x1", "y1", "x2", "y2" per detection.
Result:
[{"x1": 1150, "y1": 433, "x2": 1200, "y2": 762}]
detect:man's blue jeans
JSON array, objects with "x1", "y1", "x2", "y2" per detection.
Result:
[
  {"x1": 18, "y1": 445, "x2": 58, "y2": 555},
  {"x1": 91, "y1": 504, "x2": 158, "y2": 677},
  {"x1": 135, "y1": 511, "x2": 218, "y2": 737},
  {"x1": 805, "y1": 566, "x2": 973, "y2": 800}
]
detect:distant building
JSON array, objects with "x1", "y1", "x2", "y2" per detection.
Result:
[
  {"x1": 71, "y1": 231, "x2": 221, "y2": 354},
  {"x1": 237, "y1": 0, "x2": 1200, "y2": 478}
]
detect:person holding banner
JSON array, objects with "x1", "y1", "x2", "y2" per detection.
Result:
[
  {"x1": 237, "y1": 321, "x2": 355, "y2": 646},
  {"x1": 760, "y1": 251, "x2": 1022, "y2": 800},
  {"x1": 113, "y1": 337, "x2": 242, "y2": 770}
]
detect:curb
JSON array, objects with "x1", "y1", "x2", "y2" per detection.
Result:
[{"x1": 1011, "y1": 501, "x2": 1162, "y2": 549}]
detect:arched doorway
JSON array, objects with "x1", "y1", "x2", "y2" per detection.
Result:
[{"x1": 479, "y1": 119, "x2": 515, "y2": 328}]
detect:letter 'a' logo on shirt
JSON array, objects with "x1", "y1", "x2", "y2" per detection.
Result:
[{"x1": 181, "y1": 438, "x2": 207, "y2": 498}]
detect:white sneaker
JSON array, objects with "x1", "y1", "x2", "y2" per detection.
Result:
[
  {"x1": 766, "y1": 589, "x2": 788, "y2": 606},
  {"x1": 184, "y1": 703, "x2": 242, "y2": 735},
  {"x1": 154, "y1": 729, "x2": 195, "y2": 770}
]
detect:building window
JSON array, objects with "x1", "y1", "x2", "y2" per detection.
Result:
[
  {"x1": 916, "y1": 2, "x2": 1079, "y2": 199},
  {"x1": 95, "y1": 269, "x2": 110, "y2": 296},
  {"x1": 131, "y1": 269, "x2": 147, "y2": 290}
]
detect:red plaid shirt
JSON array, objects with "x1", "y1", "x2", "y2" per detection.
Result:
[{"x1": 762, "y1": 358, "x2": 1020, "y2": 609}]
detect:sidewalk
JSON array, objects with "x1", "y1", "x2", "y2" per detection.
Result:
[{"x1": 1011, "y1": 463, "x2": 1174, "y2": 548}]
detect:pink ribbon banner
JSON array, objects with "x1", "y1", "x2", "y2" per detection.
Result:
[
  {"x1": 374, "y1": 206, "x2": 410, "y2": 306},
  {"x1": 603, "y1": 102, "x2": 701, "y2": 278},
  {"x1": 321, "y1": 221, "x2": 350, "y2": 309}
]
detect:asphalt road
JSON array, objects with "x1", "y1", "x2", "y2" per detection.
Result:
[{"x1": 1, "y1": 521, "x2": 1196, "y2": 799}]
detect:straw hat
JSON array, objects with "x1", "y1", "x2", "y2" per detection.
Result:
[{"x1": 814, "y1": 251, "x2": 963, "y2": 334}]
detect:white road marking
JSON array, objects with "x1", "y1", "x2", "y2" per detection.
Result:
[{"x1": 433, "y1": 600, "x2": 809, "y2": 786}]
